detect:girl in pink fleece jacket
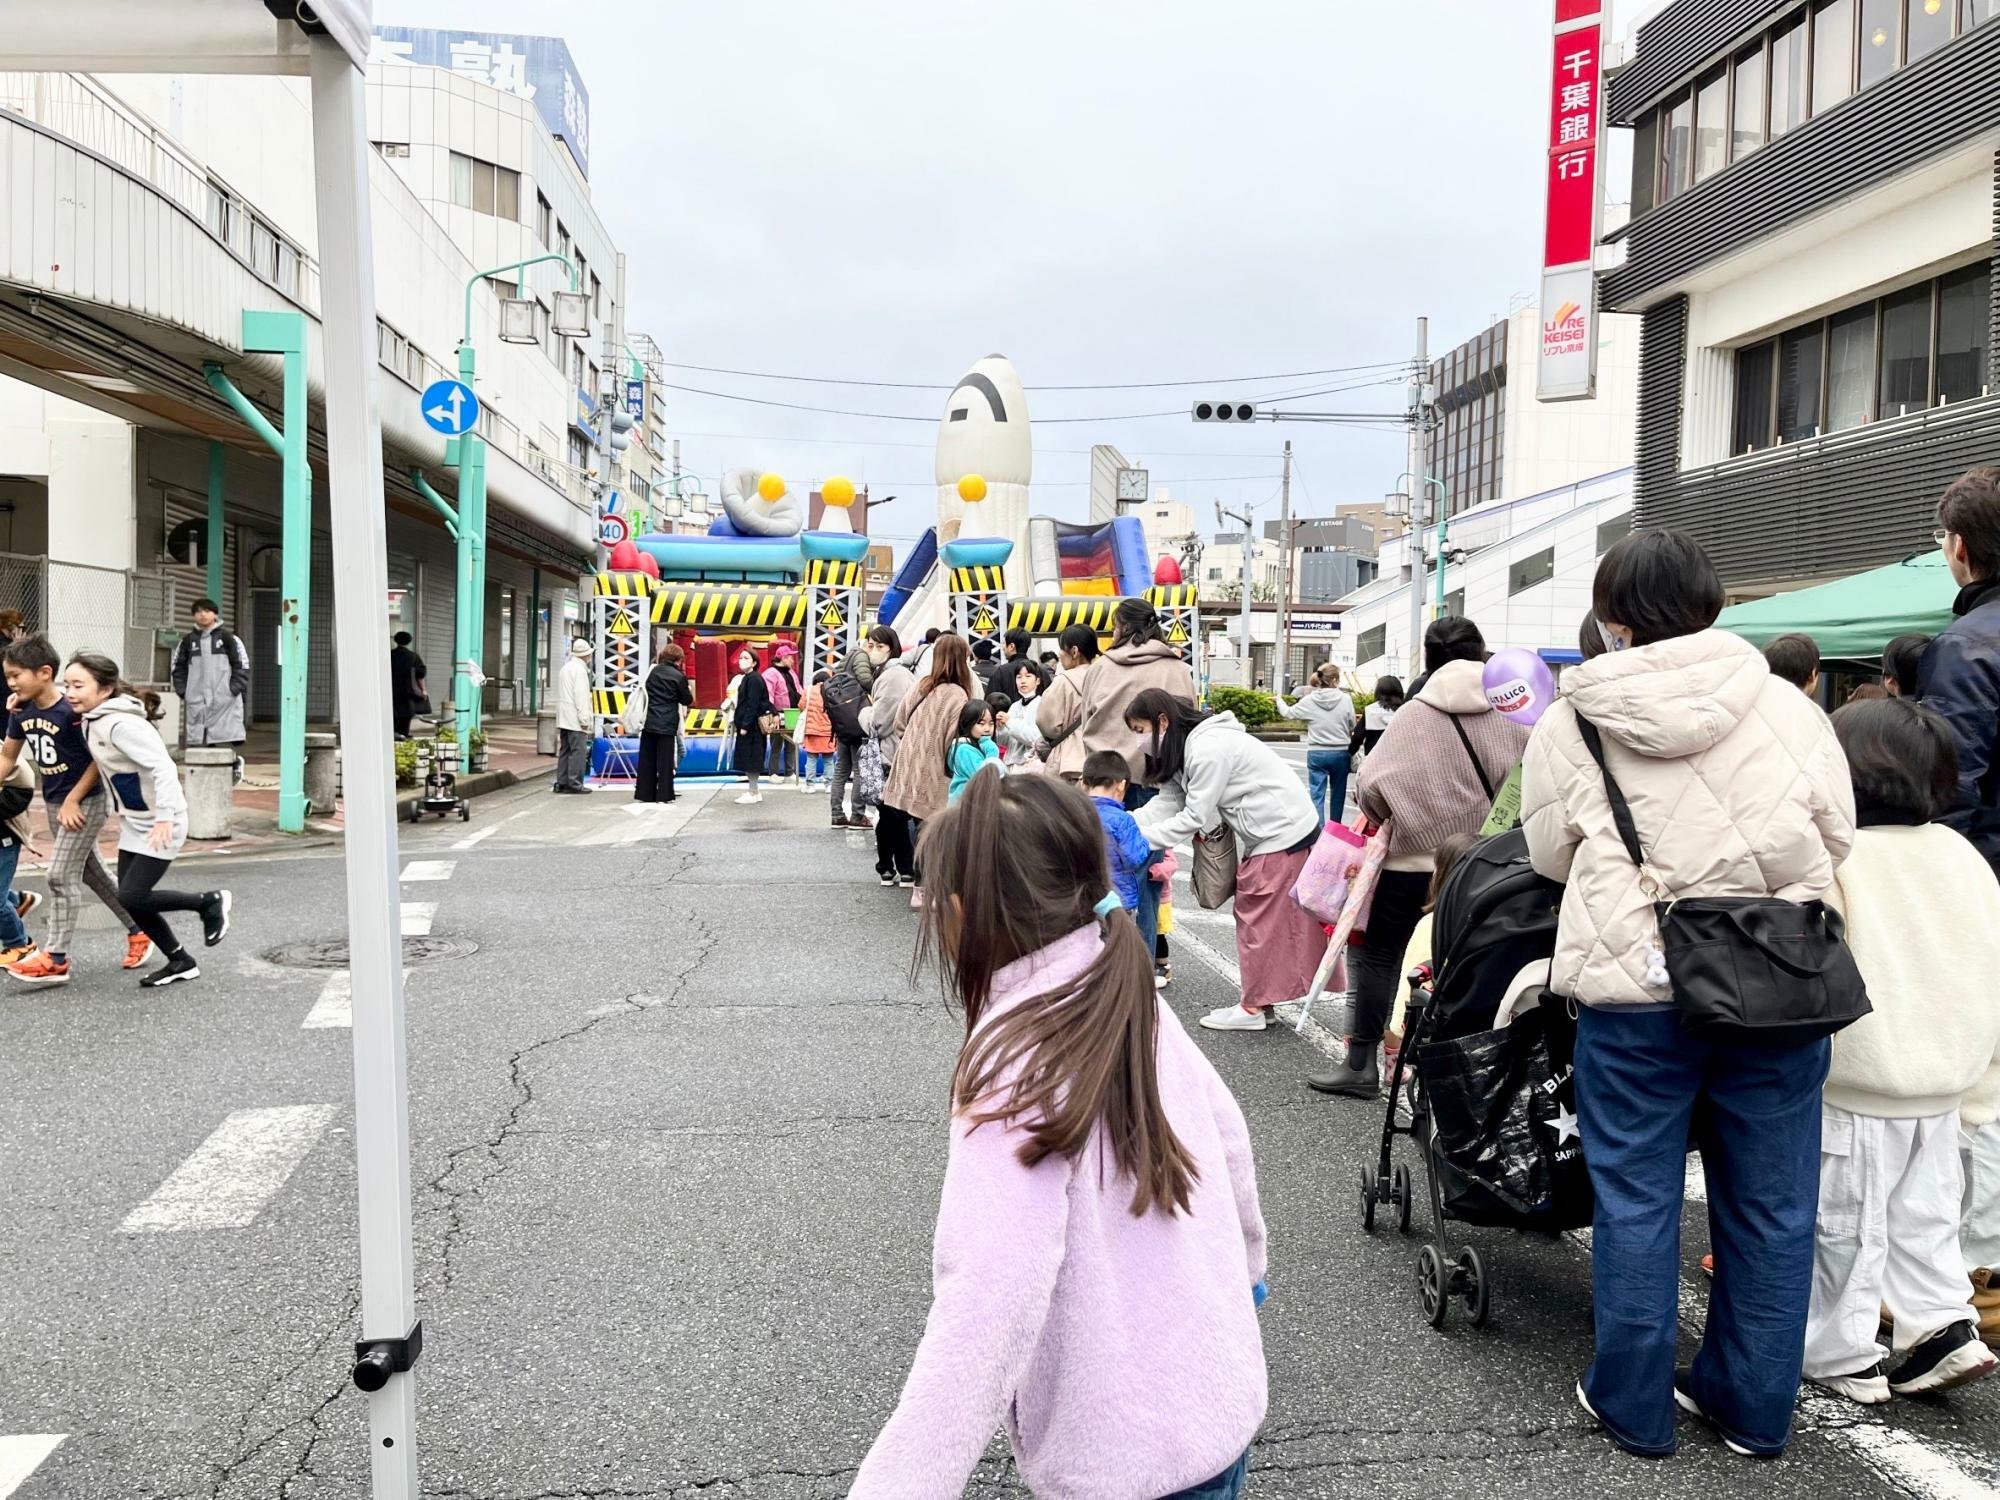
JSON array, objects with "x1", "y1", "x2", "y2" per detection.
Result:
[{"x1": 852, "y1": 772, "x2": 1269, "y2": 1500}]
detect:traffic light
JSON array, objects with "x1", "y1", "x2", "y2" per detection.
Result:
[
  {"x1": 1192, "y1": 399, "x2": 1258, "y2": 423},
  {"x1": 609, "y1": 407, "x2": 634, "y2": 454}
]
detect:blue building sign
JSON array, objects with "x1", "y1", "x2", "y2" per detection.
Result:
[{"x1": 371, "y1": 27, "x2": 591, "y2": 179}]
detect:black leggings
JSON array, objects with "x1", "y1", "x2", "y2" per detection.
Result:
[
  {"x1": 1346, "y1": 868, "x2": 1432, "y2": 1047},
  {"x1": 635, "y1": 730, "x2": 677, "y2": 802},
  {"x1": 875, "y1": 805, "x2": 916, "y2": 879},
  {"x1": 118, "y1": 850, "x2": 206, "y2": 956}
]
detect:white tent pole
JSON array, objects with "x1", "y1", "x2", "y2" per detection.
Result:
[{"x1": 307, "y1": 34, "x2": 421, "y2": 1498}]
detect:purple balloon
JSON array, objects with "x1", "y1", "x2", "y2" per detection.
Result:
[{"x1": 1483, "y1": 647, "x2": 1556, "y2": 727}]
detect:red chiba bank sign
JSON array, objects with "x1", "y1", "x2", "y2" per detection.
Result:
[{"x1": 1537, "y1": 0, "x2": 1603, "y2": 402}]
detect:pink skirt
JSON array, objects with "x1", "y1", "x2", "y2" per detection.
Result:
[{"x1": 1233, "y1": 844, "x2": 1325, "y2": 1008}]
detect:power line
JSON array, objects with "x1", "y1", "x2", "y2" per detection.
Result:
[
  {"x1": 657, "y1": 358, "x2": 1410, "y2": 392},
  {"x1": 657, "y1": 379, "x2": 1404, "y2": 426}
]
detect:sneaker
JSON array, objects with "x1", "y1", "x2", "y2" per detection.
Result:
[
  {"x1": 0, "y1": 944, "x2": 32, "y2": 967},
  {"x1": 1672, "y1": 1372, "x2": 1760, "y2": 1456},
  {"x1": 1154, "y1": 972, "x2": 1168, "y2": 990},
  {"x1": 1575, "y1": 1380, "x2": 1601, "y2": 1426},
  {"x1": 1888, "y1": 1320, "x2": 1997, "y2": 1395},
  {"x1": 814, "y1": 782, "x2": 829, "y2": 794},
  {"x1": 13, "y1": 890, "x2": 41, "y2": 921},
  {"x1": 139, "y1": 950, "x2": 200, "y2": 988},
  {"x1": 897, "y1": 874, "x2": 915, "y2": 889},
  {"x1": 850, "y1": 815, "x2": 874, "y2": 831},
  {"x1": 799, "y1": 781, "x2": 815, "y2": 795},
  {"x1": 1155, "y1": 960, "x2": 1173, "y2": 985},
  {"x1": 1199, "y1": 1004, "x2": 1269, "y2": 1032},
  {"x1": 122, "y1": 933, "x2": 154, "y2": 970},
  {"x1": 1701, "y1": 1254, "x2": 1715, "y2": 1279},
  {"x1": 1810, "y1": 1361, "x2": 1891, "y2": 1405},
  {"x1": 1307, "y1": 1058, "x2": 1381, "y2": 1097},
  {"x1": 831, "y1": 814, "x2": 852, "y2": 829},
  {"x1": 878, "y1": 872, "x2": 897, "y2": 888},
  {"x1": 200, "y1": 890, "x2": 232, "y2": 947},
  {"x1": 734, "y1": 792, "x2": 762, "y2": 806},
  {"x1": 9, "y1": 949, "x2": 68, "y2": 985}
]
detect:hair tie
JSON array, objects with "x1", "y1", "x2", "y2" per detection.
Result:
[{"x1": 1093, "y1": 891, "x2": 1122, "y2": 919}]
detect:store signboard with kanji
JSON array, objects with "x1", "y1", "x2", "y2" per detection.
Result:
[{"x1": 1537, "y1": 0, "x2": 1604, "y2": 403}]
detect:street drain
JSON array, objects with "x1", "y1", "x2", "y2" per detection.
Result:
[{"x1": 263, "y1": 936, "x2": 479, "y2": 969}]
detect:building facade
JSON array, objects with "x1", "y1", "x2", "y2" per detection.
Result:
[
  {"x1": 1201, "y1": 532, "x2": 1282, "y2": 602},
  {"x1": 1604, "y1": 0, "x2": 2000, "y2": 592},
  {"x1": 1263, "y1": 515, "x2": 1379, "y2": 603}
]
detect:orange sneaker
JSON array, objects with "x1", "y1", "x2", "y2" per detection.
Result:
[
  {"x1": 122, "y1": 932, "x2": 154, "y2": 970},
  {"x1": 0, "y1": 944, "x2": 32, "y2": 967},
  {"x1": 9, "y1": 949, "x2": 69, "y2": 985}
]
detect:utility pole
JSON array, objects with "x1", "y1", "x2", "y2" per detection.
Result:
[
  {"x1": 1275, "y1": 440, "x2": 1292, "y2": 697},
  {"x1": 1406, "y1": 317, "x2": 1429, "y2": 681},
  {"x1": 1216, "y1": 501, "x2": 1256, "y2": 684}
]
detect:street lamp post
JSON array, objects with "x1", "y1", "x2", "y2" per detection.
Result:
[
  {"x1": 1390, "y1": 469, "x2": 1448, "y2": 678},
  {"x1": 1216, "y1": 501, "x2": 1257, "y2": 683},
  {"x1": 452, "y1": 253, "x2": 583, "y2": 772}
]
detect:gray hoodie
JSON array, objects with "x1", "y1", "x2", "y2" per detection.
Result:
[
  {"x1": 82, "y1": 694, "x2": 187, "y2": 857},
  {"x1": 1134, "y1": 710, "x2": 1321, "y2": 861},
  {"x1": 1278, "y1": 687, "x2": 1356, "y2": 747}
]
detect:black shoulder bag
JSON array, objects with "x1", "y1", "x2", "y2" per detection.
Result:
[{"x1": 1574, "y1": 715, "x2": 1870, "y2": 1047}]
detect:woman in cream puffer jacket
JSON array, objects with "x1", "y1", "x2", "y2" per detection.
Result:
[{"x1": 1520, "y1": 531, "x2": 1855, "y2": 1461}]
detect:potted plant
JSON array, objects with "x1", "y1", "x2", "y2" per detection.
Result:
[
  {"x1": 394, "y1": 739, "x2": 418, "y2": 789},
  {"x1": 468, "y1": 727, "x2": 489, "y2": 772}
]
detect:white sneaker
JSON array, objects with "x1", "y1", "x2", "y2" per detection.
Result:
[
  {"x1": 734, "y1": 792, "x2": 761, "y2": 806},
  {"x1": 1809, "y1": 1362, "x2": 1891, "y2": 1405},
  {"x1": 799, "y1": 781, "x2": 814, "y2": 795},
  {"x1": 1199, "y1": 1004, "x2": 1268, "y2": 1032}
]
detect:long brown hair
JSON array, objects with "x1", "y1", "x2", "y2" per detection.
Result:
[
  {"x1": 914, "y1": 632, "x2": 975, "y2": 704},
  {"x1": 913, "y1": 772, "x2": 1198, "y2": 1217}
]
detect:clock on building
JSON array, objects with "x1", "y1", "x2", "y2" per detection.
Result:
[{"x1": 1115, "y1": 467, "x2": 1150, "y2": 504}]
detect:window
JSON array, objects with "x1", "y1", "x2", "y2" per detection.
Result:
[
  {"x1": 1443, "y1": 589, "x2": 1466, "y2": 617},
  {"x1": 451, "y1": 151, "x2": 519, "y2": 219},
  {"x1": 1860, "y1": 0, "x2": 1901, "y2": 85},
  {"x1": 592, "y1": 273, "x2": 603, "y2": 319},
  {"x1": 372, "y1": 140, "x2": 410, "y2": 159},
  {"x1": 1596, "y1": 514, "x2": 1634, "y2": 554},
  {"x1": 1968, "y1": 0, "x2": 2000, "y2": 28},
  {"x1": 1826, "y1": 304, "x2": 1877, "y2": 430},
  {"x1": 568, "y1": 432, "x2": 591, "y2": 472},
  {"x1": 1770, "y1": 18, "x2": 1808, "y2": 136},
  {"x1": 1509, "y1": 548, "x2": 1556, "y2": 597},
  {"x1": 495, "y1": 166, "x2": 519, "y2": 221},
  {"x1": 557, "y1": 222, "x2": 570, "y2": 261},
  {"x1": 1813, "y1": 0, "x2": 1857, "y2": 114},
  {"x1": 1694, "y1": 67, "x2": 1729, "y2": 180},
  {"x1": 535, "y1": 192, "x2": 552, "y2": 246},
  {"x1": 206, "y1": 180, "x2": 233, "y2": 243},
  {"x1": 1661, "y1": 92, "x2": 1693, "y2": 200},
  {"x1": 1732, "y1": 45, "x2": 1766, "y2": 159},
  {"x1": 449, "y1": 151, "x2": 472, "y2": 208},
  {"x1": 1733, "y1": 340, "x2": 1776, "y2": 452},
  {"x1": 1777, "y1": 323, "x2": 1825, "y2": 440},
  {"x1": 1878, "y1": 283, "x2": 1933, "y2": 415},
  {"x1": 1936, "y1": 263, "x2": 1990, "y2": 403},
  {"x1": 587, "y1": 361, "x2": 600, "y2": 400},
  {"x1": 1909, "y1": 0, "x2": 1955, "y2": 59},
  {"x1": 1357, "y1": 624, "x2": 1387, "y2": 664},
  {"x1": 276, "y1": 242, "x2": 298, "y2": 298},
  {"x1": 249, "y1": 216, "x2": 279, "y2": 281},
  {"x1": 471, "y1": 158, "x2": 495, "y2": 214},
  {"x1": 571, "y1": 345, "x2": 585, "y2": 389}
]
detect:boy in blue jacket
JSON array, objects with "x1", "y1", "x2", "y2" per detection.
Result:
[{"x1": 1084, "y1": 751, "x2": 1166, "y2": 956}]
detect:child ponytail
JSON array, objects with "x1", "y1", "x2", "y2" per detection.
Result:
[{"x1": 913, "y1": 771, "x2": 1198, "y2": 1218}]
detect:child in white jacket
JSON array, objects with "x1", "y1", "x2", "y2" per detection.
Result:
[{"x1": 1807, "y1": 698, "x2": 2000, "y2": 1402}]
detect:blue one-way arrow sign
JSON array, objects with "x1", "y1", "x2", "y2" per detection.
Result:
[{"x1": 420, "y1": 378, "x2": 480, "y2": 437}]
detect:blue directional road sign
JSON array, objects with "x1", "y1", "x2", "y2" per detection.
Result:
[{"x1": 420, "y1": 378, "x2": 480, "y2": 436}]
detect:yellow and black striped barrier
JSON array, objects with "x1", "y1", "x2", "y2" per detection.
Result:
[
  {"x1": 684, "y1": 709, "x2": 731, "y2": 734},
  {"x1": 948, "y1": 564, "x2": 1006, "y2": 594},
  {"x1": 1007, "y1": 596, "x2": 1119, "y2": 635},
  {"x1": 592, "y1": 572, "x2": 654, "y2": 598},
  {"x1": 590, "y1": 689, "x2": 628, "y2": 716},
  {"x1": 804, "y1": 558, "x2": 864, "y2": 589},
  {"x1": 650, "y1": 583, "x2": 808, "y2": 629},
  {"x1": 1146, "y1": 584, "x2": 1199, "y2": 609}
]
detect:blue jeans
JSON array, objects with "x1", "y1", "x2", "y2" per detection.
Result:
[
  {"x1": 1306, "y1": 747, "x2": 1350, "y2": 823},
  {"x1": 802, "y1": 751, "x2": 830, "y2": 783},
  {"x1": 1574, "y1": 1005, "x2": 1827, "y2": 1457},
  {"x1": 1159, "y1": 1452, "x2": 1247, "y2": 1500},
  {"x1": 0, "y1": 841, "x2": 26, "y2": 949}
]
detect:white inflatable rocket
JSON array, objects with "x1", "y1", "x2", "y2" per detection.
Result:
[{"x1": 935, "y1": 354, "x2": 1032, "y2": 595}]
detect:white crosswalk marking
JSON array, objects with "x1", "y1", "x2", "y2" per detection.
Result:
[
  {"x1": 399, "y1": 902, "x2": 436, "y2": 936},
  {"x1": 301, "y1": 972, "x2": 351, "y2": 1030},
  {"x1": 119, "y1": 1106, "x2": 337, "y2": 1233},
  {"x1": 449, "y1": 807, "x2": 534, "y2": 850},
  {"x1": 399, "y1": 859, "x2": 456, "y2": 882},
  {"x1": 575, "y1": 788, "x2": 715, "y2": 846},
  {"x1": 0, "y1": 1436, "x2": 65, "y2": 1498}
]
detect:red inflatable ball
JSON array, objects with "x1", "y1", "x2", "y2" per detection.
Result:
[
  {"x1": 607, "y1": 538, "x2": 642, "y2": 572},
  {"x1": 1153, "y1": 555, "x2": 1184, "y2": 586},
  {"x1": 634, "y1": 552, "x2": 661, "y2": 579}
]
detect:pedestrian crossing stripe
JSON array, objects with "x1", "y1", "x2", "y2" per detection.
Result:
[
  {"x1": 1007, "y1": 597, "x2": 1117, "y2": 635},
  {"x1": 650, "y1": 585, "x2": 808, "y2": 628},
  {"x1": 803, "y1": 559, "x2": 863, "y2": 588},
  {"x1": 948, "y1": 565, "x2": 1006, "y2": 593},
  {"x1": 592, "y1": 572, "x2": 655, "y2": 598},
  {"x1": 607, "y1": 612, "x2": 636, "y2": 636},
  {"x1": 591, "y1": 689, "x2": 629, "y2": 715},
  {"x1": 818, "y1": 602, "x2": 845, "y2": 629}
]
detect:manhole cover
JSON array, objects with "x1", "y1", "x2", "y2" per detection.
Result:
[{"x1": 263, "y1": 936, "x2": 479, "y2": 969}]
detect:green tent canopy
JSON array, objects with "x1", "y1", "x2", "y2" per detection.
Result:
[{"x1": 1716, "y1": 550, "x2": 1958, "y2": 659}]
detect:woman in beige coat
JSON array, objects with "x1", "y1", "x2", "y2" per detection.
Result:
[
  {"x1": 1033, "y1": 624, "x2": 1099, "y2": 782},
  {"x1": 882, "y1": 633, "x2": 975, "y2": 905},
  {"x1": 1521, "y1": 530, "x2": 1854, "y2": 1460},
  {"x1": 1080, "y1": 599, "x2": 1198, "y2": 785}
]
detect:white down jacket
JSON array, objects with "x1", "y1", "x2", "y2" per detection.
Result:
[{"x1": 1520, "y1": 629, "x2": 1856, "y2": 1009}]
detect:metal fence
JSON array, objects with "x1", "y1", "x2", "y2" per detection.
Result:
[{"x1": 0, "y1": 552, "x2": 46, "y2": 632}]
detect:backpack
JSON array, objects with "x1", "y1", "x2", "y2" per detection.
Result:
[{"x1": 824, "y1": 670, "x2": 867, "y2": 745}]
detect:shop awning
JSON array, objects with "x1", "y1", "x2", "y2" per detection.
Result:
[{"x1": 1717, "y1": 550, "x2": 1958, "y2": 659}]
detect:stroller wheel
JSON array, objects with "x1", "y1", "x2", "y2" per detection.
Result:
[
  {"x1": 1457, "y1": 1246, "x2": 1490, "y2": 1328},
  {"x1": 1393, "y1": 1164, "x2": 1413, "y2": 1234},
  {"x1": 1357, "y1": 1165, "x2": 1379, "y2": 1233},
  {"x1": 1417, "y1": 1243, "x2": 1448, "y2": 1328}
]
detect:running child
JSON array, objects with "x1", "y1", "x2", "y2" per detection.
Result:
[
  {"x1": 945, "y1": 699, "x2": 1002, "y2": 803},
  {"x1": 0, "y1": 634, "x2": 149, "y2": 983},
  {"x1": 68, "y1": 653, "x2": 232, "y2": 988},
  {"x1": 852, "y1": 772, "x2": 1267, "y2": 1498},
  {"x1": 1805, "y1": 698, "x2": 2000, "y2": 1401}
]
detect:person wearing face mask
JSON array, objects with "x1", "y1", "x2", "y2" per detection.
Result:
[
  {"x1": 1125, "y1": 688, "x2": 1322, "y2": 1033},
  {"x1": 726, "y1": 646, "x2": 774, "y2": 806},
  {"x1": 859, "y1": 627, "x2": 917, "y2": 879}
]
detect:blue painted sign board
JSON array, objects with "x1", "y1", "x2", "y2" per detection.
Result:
[
  {"x1": 420, "y1": 379, "x2": 480, "y2": 436},
  {"x1": 371, "y1": 26, "x2": 591, "y2": 179}
]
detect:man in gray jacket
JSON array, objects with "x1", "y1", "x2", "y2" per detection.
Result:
[{"x1": 170, "y1": 598, "x2": 250, "y2": 780}]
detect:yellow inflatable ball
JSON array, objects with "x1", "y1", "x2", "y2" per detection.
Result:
[
  {"x1": 957, "y1": 473, "x2": 988, "y2": 504},
  {"x1": 756, "y1": 472, "x2": 786, "y2": 502},
  {"x1": 821, "y1": 475, "x2": 856, "y2": 508}
]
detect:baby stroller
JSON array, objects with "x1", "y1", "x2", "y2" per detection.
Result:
[{"x1": 1355, "y1": 826, "x2": 1589, "y2": 1329}]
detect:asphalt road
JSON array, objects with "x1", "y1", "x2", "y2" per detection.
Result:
[{"x1": 1, "y1": 773, "x2": 1996, "y2": 1499}]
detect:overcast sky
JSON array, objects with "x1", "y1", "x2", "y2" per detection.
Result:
[{"x1": 382, "y1": 1, "x2": 1643, "y2": 552}]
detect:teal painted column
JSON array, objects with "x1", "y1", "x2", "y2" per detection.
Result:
[
  {"x1": 205, "y1": 442, "x2": 226, "y2": 604},
  {"x1": 203, "y1": 307, "x2": 310, "y2": 833}
]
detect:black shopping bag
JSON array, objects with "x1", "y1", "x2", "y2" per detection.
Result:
[{"x1": 1413, "y1": 993, "x2": 1593, "y2": 1231}]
